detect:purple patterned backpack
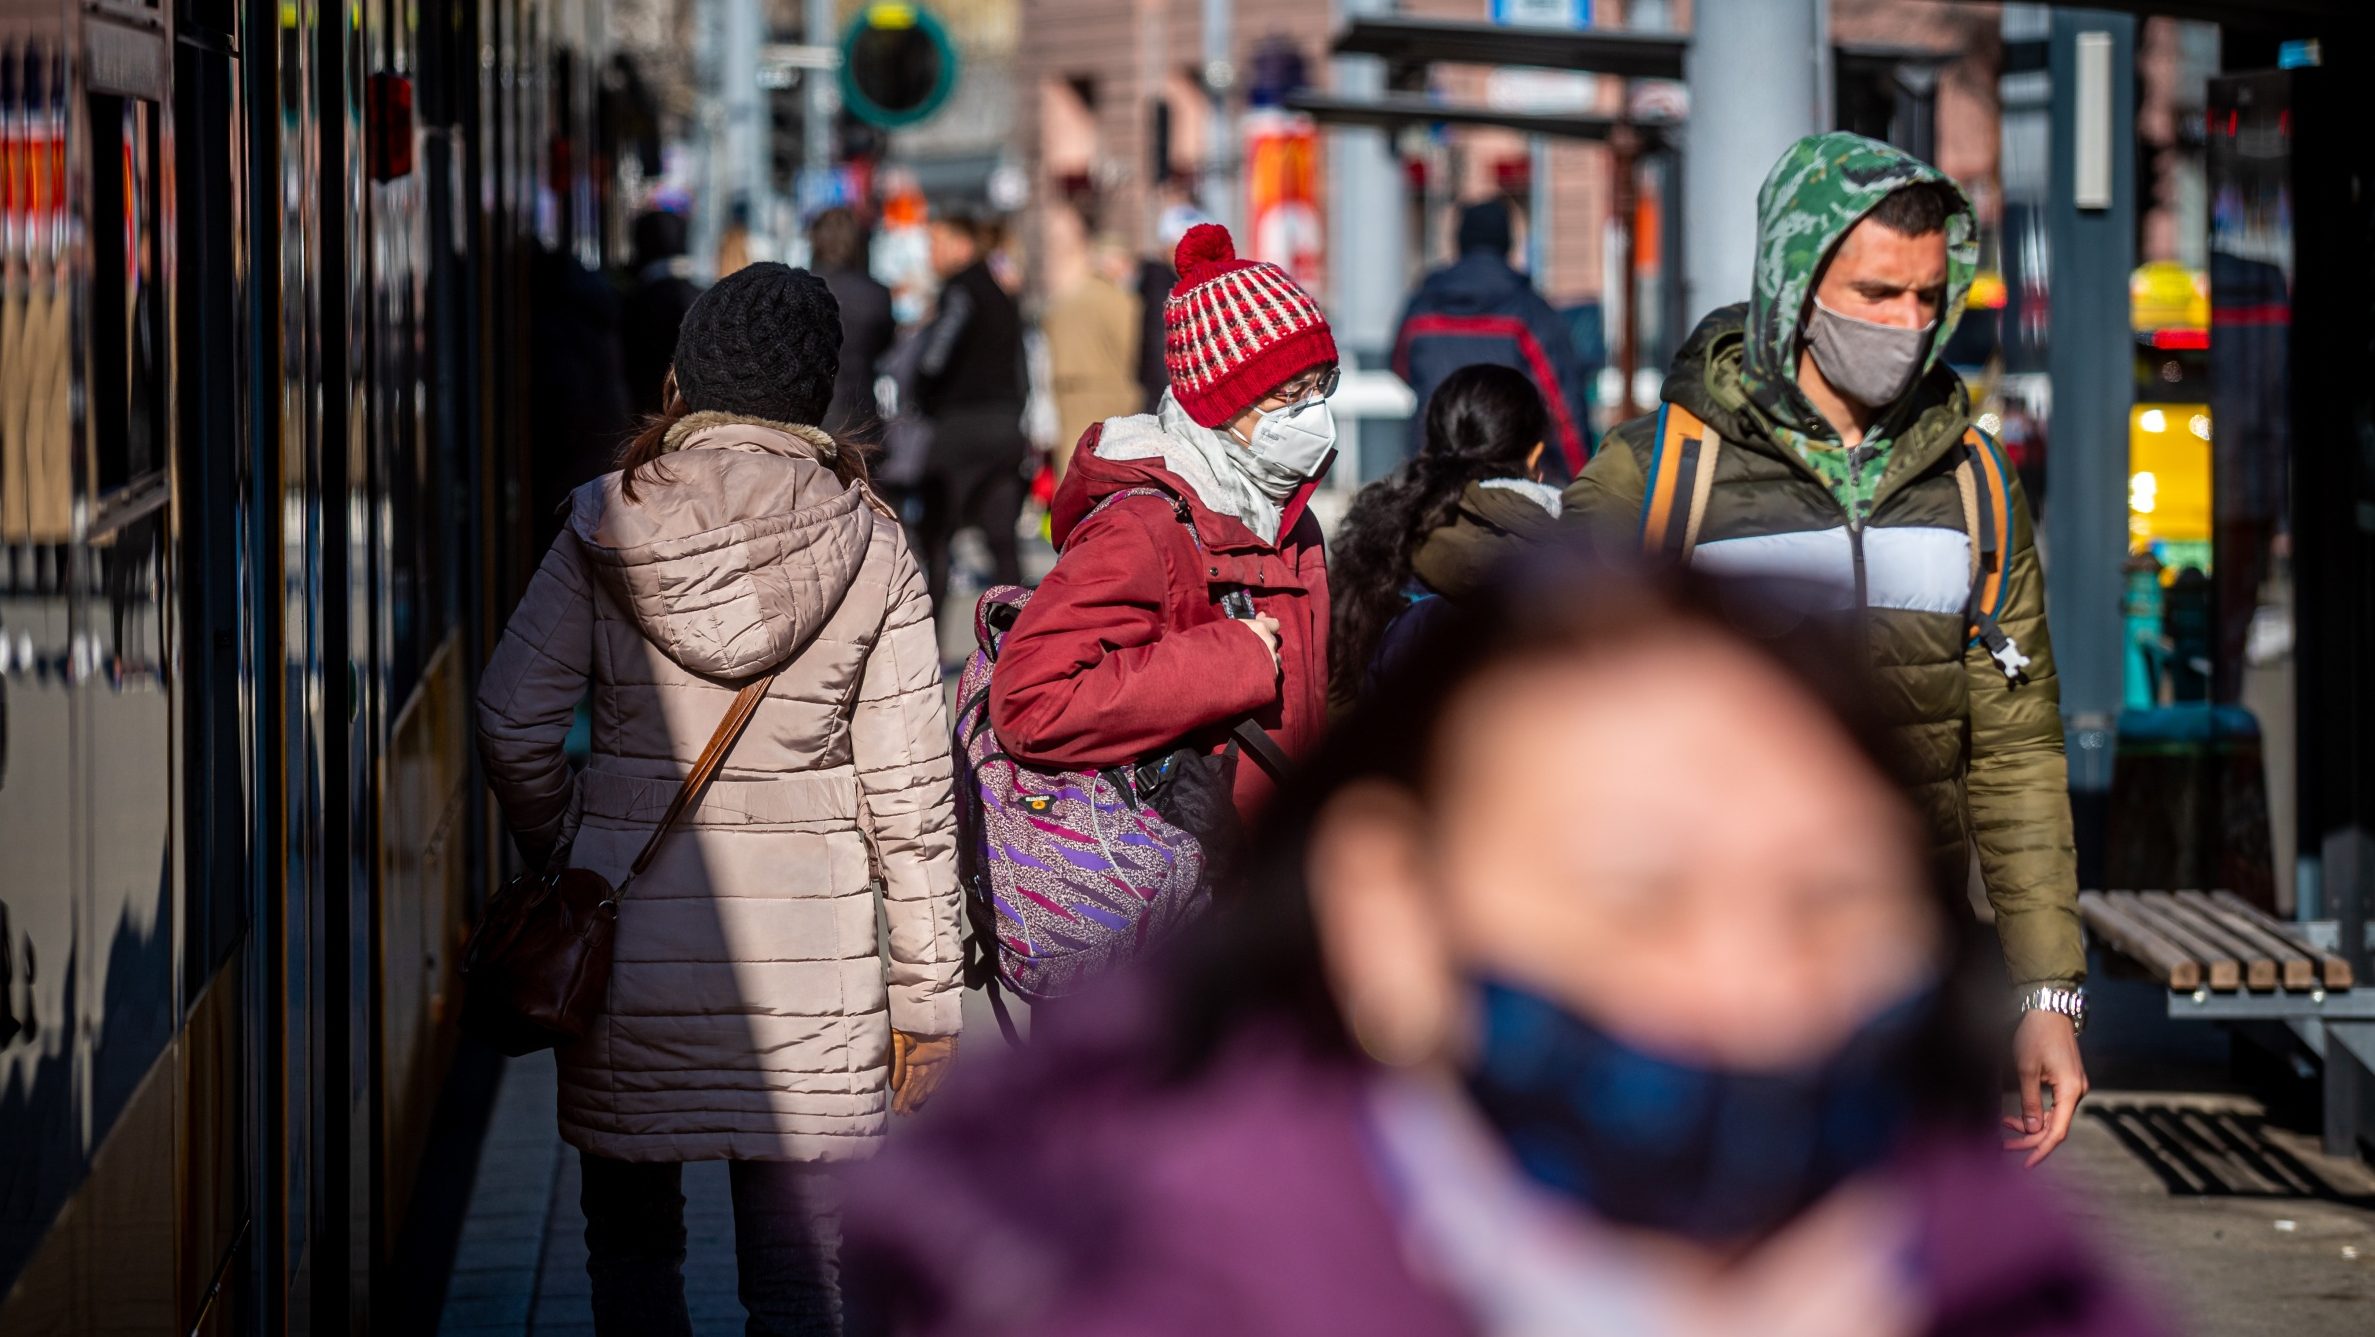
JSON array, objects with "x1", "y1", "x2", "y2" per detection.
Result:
[{"x1": 953, "y1": 488, "x2": 1285, "y2": 1007}]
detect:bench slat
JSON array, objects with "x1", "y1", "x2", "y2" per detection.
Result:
[
  {"x1": 2108, "y1": 891, "x2": 2241, "y2": 991},
  {"x1": 2144, "y1": 892, "x2": 2276, "y2": 991},
  {"x1": 2179, "y1": 891, "x2": 2318, "y2": 991},
  {"x1": 2210, "y1": 890, "x2": 2355, "y2": 991},
  {"x1": 2079, "y1": 891, "x2": 2203, "y2": 992}
]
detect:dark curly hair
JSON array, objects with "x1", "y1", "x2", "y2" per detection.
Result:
[{"x1": 1327, "y1": 364, "x2": 1548, "y2": 704}]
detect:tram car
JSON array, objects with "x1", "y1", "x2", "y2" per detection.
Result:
[{"x1": 0, "y1": 0, "x2": 646, "y2": 1328}]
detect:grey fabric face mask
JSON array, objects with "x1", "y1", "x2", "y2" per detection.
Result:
[{"x1": 1803, "y1": 298, "x2": 1936, "y2": 411}]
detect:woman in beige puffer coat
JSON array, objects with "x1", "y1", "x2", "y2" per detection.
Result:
[{"x1": 477, "y1": 263, "x2": 962, "y2": 1337}]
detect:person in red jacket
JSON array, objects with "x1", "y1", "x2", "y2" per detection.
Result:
[{"x1": 989, "y1": 223, "x2": 1338, "y2": 821}]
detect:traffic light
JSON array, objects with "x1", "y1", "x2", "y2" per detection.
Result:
[
  {"x1": 839, "y1": 3, "x2": 957, "y2": 129},
  {"x1": 769, "y1": 87, "x2": 803, "y2": 193}
]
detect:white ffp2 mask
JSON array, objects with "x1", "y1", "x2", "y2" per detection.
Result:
[{"x1": 1241, "y1": 395, "x2": 1337, "y2": 479}]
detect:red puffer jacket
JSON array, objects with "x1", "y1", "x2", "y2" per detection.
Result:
[{"x1": 988, "y1": 422, "x2": 1331, "y2": 821}]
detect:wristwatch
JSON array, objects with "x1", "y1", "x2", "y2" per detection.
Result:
[{"x1": 2019, "y1": 983, "x2": 2088, "y2": 1036}]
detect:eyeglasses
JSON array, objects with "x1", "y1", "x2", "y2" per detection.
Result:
[{"x1": 1262, "y1": 364, "x2": 1341, "y2": 408}]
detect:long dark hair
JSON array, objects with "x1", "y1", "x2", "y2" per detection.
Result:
[
  {"x1": 1161, "y1": 550, "x2": 2001, "y2": 1130},
  {"x1": 616, "y1": 370, "x2": 880, "y2": 506},
  {"x1": 1327, "y1": 364, "x2": 1548, "y2": 703}
]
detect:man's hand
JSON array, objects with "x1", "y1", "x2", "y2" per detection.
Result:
[
  {"x1": 890, "y1": 1031, "x2": 957, "y2": 1116},
  {"x1": 2002, "y1": 1009, "x2": 2087, "y2": 1167}
]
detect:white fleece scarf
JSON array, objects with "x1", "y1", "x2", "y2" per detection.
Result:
[{"x1": 1093, "y1": 391, "x2": 1302, "y2": 544}]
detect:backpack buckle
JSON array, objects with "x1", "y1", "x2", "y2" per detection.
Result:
[{"x1": 1980, "y1": 621, "x2": 2031, "y2": 683}]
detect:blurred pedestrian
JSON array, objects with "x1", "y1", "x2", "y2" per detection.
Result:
[
  {"x1": 529, "y1": 242, "x2": 632, "y2": 553},
  {"x1": 715, "y1": 197, "x2": 755, "y2": 279},
  {"x1": 989, "y1": 223, "x2": 1338, "y2": 826},
  {"x1": 1131, "y1": 246, "x2": 1175, "y2": 412},
  {"x1": 622, "y1": 209, "x2": 703, "y2": 419},
  {"x1": 1330, "y1": 364, "x2": 1556, "y2": 705},
  {"x1": 846, "y1": 555, "x2": 2163, "y2": 1337},
  {"x1": 478, "y1": 263, "x2": 964, "y2": 1337},
  {"x1": 1129, "y1": 196, "x2": 1203, "y2": 411},
  {"x1": 809, "y1": 206, "x2": 896, "y2": 439},
  {"x1": 1042, "y1": 225, "x2": 1143, "y2": 480},
  {"x1": 1393, "y1": 198, "x2": 1594, "y2": 478},
  {"x1": 2164, "y1": 566, "x2": 2211, "y2": 702},
  {"x1": 911, "y1": 207, "x2": 1030, "y2": 605},
  {"x1": 1564, "y1": 132, "x2": 2091, "y2": 1162}
]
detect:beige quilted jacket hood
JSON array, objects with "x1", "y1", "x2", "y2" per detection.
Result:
[{"x1": 478, "y1": 417, "x2": 963, "y2": 1163}]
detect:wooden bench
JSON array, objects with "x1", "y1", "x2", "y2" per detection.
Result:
[
  {"x1": 2079, "y1": 889, "x2": 2354, "y2": 995},
  {"x1": 2079, "y1": 889, "x2": 2371, "y2": 1155}
]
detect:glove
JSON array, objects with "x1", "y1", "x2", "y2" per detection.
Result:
[{"x1": 891, "y1": 1031, "x2": 957, "y2": 1116}]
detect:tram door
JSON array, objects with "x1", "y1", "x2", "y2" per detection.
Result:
[{"x1": 0, "y1": 0, "x2": 251, "y2": 1329}]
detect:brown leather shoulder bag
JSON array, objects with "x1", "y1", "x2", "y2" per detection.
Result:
[{"x1": 462, "y1": 672, "x2": 777, "y2": 1056}]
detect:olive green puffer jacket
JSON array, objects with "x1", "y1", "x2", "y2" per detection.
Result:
[{"x1": 1565, "y1": 306, "x2": 2084, "y2": 988}]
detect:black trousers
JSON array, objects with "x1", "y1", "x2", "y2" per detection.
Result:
[
  {"x1": 913, "y1": 414, "x2": 1028, "y2": 608},
  {"x1": 578, "y1": 1153, "x2": 842, "y2": 1337}
]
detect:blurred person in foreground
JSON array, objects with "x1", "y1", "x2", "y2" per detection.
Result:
[
  {"x1": 1393, "y1": 198, "x2": 1594, "y2": 478},
  {"x1": 809, "y1": 206, "x2": 896, "y2": 439},
  {"x1": 912, "y1": 206, "x2": 1030, "y2": 605},
  {"x1": 987, "y1": 222, "x2": 1338, "y2": 826},
  {"x1": 843, "y1": 554, "x2": 2161, "y2": 1337},
  {"x1": 622, "y1": 209, "x2": 704, "y2": 420},
  {"x1": 1566, "y1": 133, "x2": 2090, "y2": 1162},
  {"x1": 1330, "y1": 364, "x2": 1558, "y2": 706},
  {"x1": 1041, "y1": 214, "x2": 1143, "y2": 481},
  {"x1": 529, "y1": 241, "x2": 631, "y2": 553}
]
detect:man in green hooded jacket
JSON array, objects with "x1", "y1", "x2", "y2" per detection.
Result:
[{"x1": 1565, "y1": 133, "x2": 2089, "y2": 1163}]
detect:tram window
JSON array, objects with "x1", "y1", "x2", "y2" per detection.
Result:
[
  {"x1": 87, "y1": 94, "x2": 164, "y2": 499},
  {"x1": 179, "y1": 0, "x2": 235, "y2": 37}
]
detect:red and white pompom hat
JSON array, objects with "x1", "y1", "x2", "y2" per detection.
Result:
[{"x1": 1162, "y1": 223, "x2": 1339, "y2": 429}]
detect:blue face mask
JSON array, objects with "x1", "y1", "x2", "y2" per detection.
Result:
[{"x1": 1461, "y1": 978, "x2": 1934, "y2": 1243}]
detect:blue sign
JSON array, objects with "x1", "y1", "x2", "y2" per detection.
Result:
[{"x1": 1492, "y1": 0, "x2": 1589, "y2": 28}]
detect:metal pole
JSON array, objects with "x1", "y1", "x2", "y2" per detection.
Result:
[
  {"x1": 1139, "y1": 0, "x2": 1164, "y2": 249},
  {"x1": 1613, "y1": 126, "x2": 1641, "y2": 419},
  {"x1": 1203, "y1": 0, "x2": 1236, "y2": 232},
  {"x1": 1527, "y1": 137, "x2": 1550, "y2": 280},
  {"x1": 804, "y1": 0, "x2": 833, "y2": 198},
  {"x1": 1330, "y1": 0, "x2": 1410, "y2": 477},
  {"x1": 1680, "y1": 0, "x2": 1823, "y2": 315},
  {"x1": 2042, "y1": 11, "x2": 2136, "y2": 882},
  {"x1": 720, "y1": 0, "x2": 771, "y2": 238}
]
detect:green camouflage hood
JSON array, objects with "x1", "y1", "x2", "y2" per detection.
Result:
[{"x1": 1740, "y1": 133, "x2": 1978, "y2": 516}]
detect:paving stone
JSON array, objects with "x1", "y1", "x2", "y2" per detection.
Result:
[
  {"x1": 438, "y1": 1290, "x2": 534, "y2": 1328},
  {"x1": 442, "y1": 1266, "x2": 538, "y2": 1301}
]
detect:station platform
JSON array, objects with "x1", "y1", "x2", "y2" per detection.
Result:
[{"x1": 430, "y1": 976, "x2": 2375, "y2": 1336}]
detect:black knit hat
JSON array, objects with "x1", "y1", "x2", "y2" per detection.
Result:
[
  {"x1": 1457, "y1": 198, "x2": 1513, "y2": 258},
  {"x1": 670, "y1": 262, "x2": 842, "y2": 425}
]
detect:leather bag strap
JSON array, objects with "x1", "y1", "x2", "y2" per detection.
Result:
[{"x1": 626, "y1": 672, "x2": 778, "y2": 882}]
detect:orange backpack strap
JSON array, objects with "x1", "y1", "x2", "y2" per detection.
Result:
[
  {"x1": 1958, "y1": 426, "x2": 2029, "y2": 681},
  {"x1": 1638, "y1": 403, "x2": 1719, "y2": 560}
]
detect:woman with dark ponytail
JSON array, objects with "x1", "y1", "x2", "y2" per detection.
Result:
[{"x1": 1329, "y1": 363, "x2": 1560, "y2": 704}]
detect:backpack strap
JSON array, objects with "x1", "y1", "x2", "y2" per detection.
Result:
[
  {"x1": 1071, "y1": 485, "x2": 1194, "y2": 549},
  {"x1": 1955, "y1": 427, "x2": 2030, "y2": 682},
  {"x1": 1638, "y1": 403, "x2": 1721, "y2": 561}
]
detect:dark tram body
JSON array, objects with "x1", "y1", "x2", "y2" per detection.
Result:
[{"x1": 0, "y1": 0, "x2": 627, "y2": 1327}]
